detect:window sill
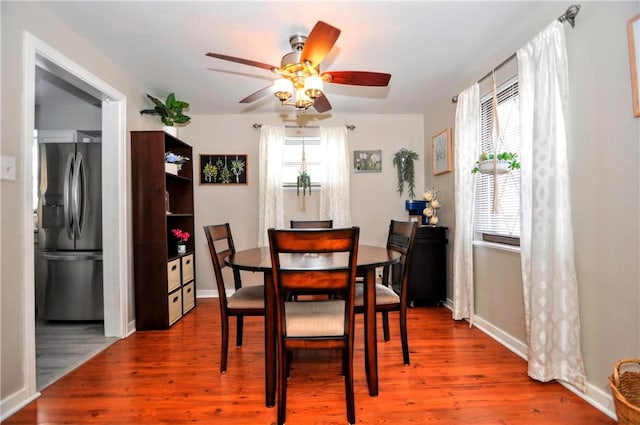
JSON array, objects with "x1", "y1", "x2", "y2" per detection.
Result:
[{"x1": 473, "y1": 240, "x2": 521, "y2": 254}]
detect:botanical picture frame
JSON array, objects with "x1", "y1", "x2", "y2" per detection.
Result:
[
  {"x1": 628, "y1": 13, "x2": 640, "y2": 118},
  {"x1": 354, "y1": 150, "x2": 382, "y2": 173},
  {"x1": 200, "y1": 154, "x2": 247, "y2": 184},
  {"x1": 432, "y1": 128, "x2": 452, "y2": 175}
]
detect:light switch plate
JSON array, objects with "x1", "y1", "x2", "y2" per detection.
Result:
[{"x1": 1, "y1": 156, "x2": 16, "y2": 181}]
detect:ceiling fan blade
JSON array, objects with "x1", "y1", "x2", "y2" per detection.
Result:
[
  {"x1": 323, "y1": 71, "x2": 391, "y2": 86},
  {"x1": 206, "y1": 52, "x2": 276, "y2": 71},
  {"x1": 312, "y1": 94, "x2": 332, "y2": 113},
  {"x1": 300, "y1": 21, "x2": 341, "y2": 67},
  {"x1": 239, "y1": 85, "x2": 275, "y2": 103}
]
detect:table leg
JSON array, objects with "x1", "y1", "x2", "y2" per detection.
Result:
[
  {"x1": 364, "y1": 268, "x2": 379, "y2": 396},
  {"x1": 264, "y1": 273, "x2": 276, "y2": 407}
]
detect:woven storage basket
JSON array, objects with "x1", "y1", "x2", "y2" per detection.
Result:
[{"x1": 609, "y1": 358, "x2": 640, "y2": 424}]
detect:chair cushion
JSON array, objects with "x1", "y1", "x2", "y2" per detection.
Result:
[
  {"x1": 354, "y1": 283, "x2": 400, "y2": 306},
  {"x1": 227, "y1": 285, "x2": 264, "y2": 309},
  {"x1": 284, "y1": 300, "x2": 345, "y2": 337}
]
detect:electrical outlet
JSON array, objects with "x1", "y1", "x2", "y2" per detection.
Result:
[{"x1": 1, "y1": 156, "x2": 16, "y2": 181}]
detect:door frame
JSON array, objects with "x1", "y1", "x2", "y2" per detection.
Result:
[{"x1": 21, "y1": 32, "x2": 130, "y2": 398}]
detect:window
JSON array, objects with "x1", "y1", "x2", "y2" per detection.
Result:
[
  {"x1": 475, "y1": 78, "x2": 520, "y2": 245},
  {"x1": 282, "y1": 136, "x2": 322, "y2": 188}
]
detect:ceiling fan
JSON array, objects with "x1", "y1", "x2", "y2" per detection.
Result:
[{"x1": 205, "y1": 21, "x2": 391, "y2": 113}]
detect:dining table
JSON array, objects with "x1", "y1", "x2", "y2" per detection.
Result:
[{"x1": 225, "y1": 244, "x2": 401, "y2": 407}]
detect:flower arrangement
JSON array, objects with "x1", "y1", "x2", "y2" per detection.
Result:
[
  {"x1": 165, "y1": 152, "x2": 190, "y2": 173},
  {"x1": 172, "y1": 228, "x2": 190, "y2": 254},
  {"x1": 422, "y1": 187, "x2": 442, "y2": 226},
  {"x1": 172, "y1": 228, "x2": 190, "y2": 243}
]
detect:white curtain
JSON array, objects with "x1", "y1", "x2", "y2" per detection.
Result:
[
  {"x1": 517, "y1": 21, "x2": 586, "y2": 391},
  {"x1": 258, "y1": 125, "x2": 285, "y2": 247},
  {"x1": 319, "y1": 126, "x2": 352, "y2": 227},
  {"x1": 452, "y1": 83, "x2": 479, "y2": 323}
]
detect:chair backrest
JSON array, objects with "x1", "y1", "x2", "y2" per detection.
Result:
[
  {"x1": 386, "y1": 220, "x2": 418, "y2": 300},
  {"x1": 203, "y1": 223, "x2": 237, "y2": 306},
  {"x1": 268, "y1": 227, "x2": 360, "y2": 334},
  {"x1": 290, "y1": 219, "x2": 333, "y2": 229}
]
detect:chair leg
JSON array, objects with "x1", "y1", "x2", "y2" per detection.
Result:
[
  {"x1": 277, "y1": 344, "x2": 288, "y2": 425},
  {"x1": 236, "y1": 316, "x2": 244, "y2": 347},
  {"x1": 382, "y1": 311, "x2": 391, "y2": 342},
  {"x1": 400, "y1": 307, "x2": 410, "y2": 366},
  {"x1": 220, "y1": 316, "x2": 229, "y2": 373},
  {"x1": 344, "y1": 346, "x2": 356, "y2": 425}
]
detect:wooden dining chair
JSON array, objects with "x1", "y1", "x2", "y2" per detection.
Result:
[
  {"x1": 203, "y1": 223, "x2": 265, "y2": 373},
  {"x1": 268, "y1": 227, "x2": 360, "y2": 425},
  {"x1": 289, "y1": 219, "x2": 333, "y2": 228},
  {"x1": 355, "y1": 219, "x2": 417, "y2": 365}
]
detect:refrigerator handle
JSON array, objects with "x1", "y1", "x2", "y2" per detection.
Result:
[
  {"x1": 72, "y1": 152, "x2": 87, "y2": 238},
  {"x1": 63, "y1": 152, "x2": 75, "y2": 239}
]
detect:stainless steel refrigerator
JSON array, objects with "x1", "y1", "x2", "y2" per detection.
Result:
[{"x1": 36, "y1": 130, "x2": 103, "y2": 321}]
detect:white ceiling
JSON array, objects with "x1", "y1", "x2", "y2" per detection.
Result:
[{"x1": 36, "y1": 1, "x2": 570, "y2": 115}]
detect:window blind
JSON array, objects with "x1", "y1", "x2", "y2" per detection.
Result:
[
  {"x1": 282, "y1": 136, "x2": 321, "y2": 186},
  {"x1": 475, "y1": 78, "x2": 521, "y2": 239}
]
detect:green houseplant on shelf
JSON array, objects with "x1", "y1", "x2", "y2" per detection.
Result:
[
  {"x1": 140, "y1": 93, "x2": 191, "y2": 136},
  {"x1": 392, "y1": 148, "x2": 419, "y2": 199}
]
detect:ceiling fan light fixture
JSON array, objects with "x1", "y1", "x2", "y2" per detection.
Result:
[
  {"x1": 274, "y1": 78, "x2": 293, "y2": 103},
  {"x1": 207, "y1": 20, "x2": 391, "y2": 113},
  {"x1": 304, "y1": 76, "x2": 323, "y2": 99},
  {"x1": 294, "y1": 87, "x2": 313, "y2": 111}
]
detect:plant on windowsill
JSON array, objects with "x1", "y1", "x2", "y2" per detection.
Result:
[
  {"x1": 472, "y1": 151, "x2": 520, "y2": 175},
  {"x1": 140, "y1": 93, "x2": 191, "y2": 136},
  {"x1": 392, "y1": 148, "x2": 419, "y2": 199}
]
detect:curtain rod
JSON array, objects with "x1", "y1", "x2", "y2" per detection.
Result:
[
  {"x1": 451, "y1": 4, "x2": 581, "y2": 103},
  {"x1": 253, "y1": 123, "x2": 355, "y2": 130}
]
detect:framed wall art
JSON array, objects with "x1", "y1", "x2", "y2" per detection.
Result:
[
  {"x1": 432, "y1": 128, "x2": 452, "y2": 175},
  {"x1": 628, "y1": 13, "x2": 640, "y2": 117},
  {"x1": 354, "y1": 150, "x2": 382, "y2": 173},
  {"x1": 200, "y1": 154, "x2": 247, "y2": 184}
]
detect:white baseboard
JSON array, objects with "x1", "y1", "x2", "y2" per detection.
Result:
[
  {"x1": 1, "y1": 387, "x2": 40, "y2": 422},
  {"x1": 196, "y1": 289, "x2": 218, "y2": 298},
  {"x1": 441, "y1": 299, "x2": 617, "y2": 421}
]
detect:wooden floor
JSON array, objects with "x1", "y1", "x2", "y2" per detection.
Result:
[
  {"x1": 36, "y1": 319, "x2": 118, "y2": 391},
  {"x1": 4, "y1": 299, "x2": 614, "y2": 424}
]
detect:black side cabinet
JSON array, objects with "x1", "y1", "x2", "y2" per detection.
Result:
[{"x1": 403, "y1": 226, "x2": 448, "y2": 306}]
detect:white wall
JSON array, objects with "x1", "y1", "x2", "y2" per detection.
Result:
[
  {"x1": 180, "y1": 114, "x2": 424, "y2": 294},
  {"x1": 1, "y1": 1, "x2": 153, "y2": 411},
  {"x1": 2, "y1": 1, "x2": 637, "y2": 420},
  {"x1": 423, "y1": 1, "x2": 640, "y2": 415},
  {"x1": 36, "y1": 104, "x2": 101, "y2": 130}
]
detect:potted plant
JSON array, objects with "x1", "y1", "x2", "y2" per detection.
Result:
[
  {"x1": 164, "y1": 152, "x2": 190, "y2": 175},
  {"x1": 392, "y1": 148, "x2": 419, "y2": 199},
  {"x1": 297, "y1": 169, "x2": 311, "y2": 196},
  {"x1": 140, "y1": 93, "x2": 191, "y2": 136},
  {"x1": 472, "y1": 151, "x2": 520, "y2": 175},
  {"x1": 171, "y1": 228, "x2": 190, "y2": 254}
]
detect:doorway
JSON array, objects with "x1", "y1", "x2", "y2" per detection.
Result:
[{"x1": 22, "y1": 33, "x2": 129, "y2": 397}]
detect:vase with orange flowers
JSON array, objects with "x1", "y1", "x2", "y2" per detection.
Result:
[{"x1": 172, "y1": 228, "x2": 190, "y2": 254}]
